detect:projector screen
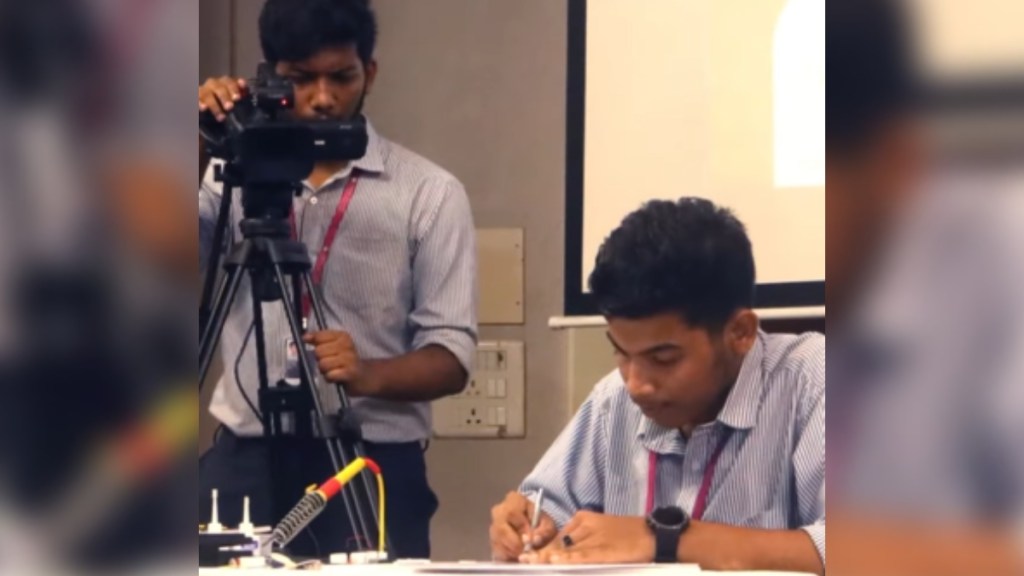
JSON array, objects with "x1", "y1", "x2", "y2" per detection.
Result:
[{"x1": 564, "y1": 0, "x2": 825, "y2": 315}]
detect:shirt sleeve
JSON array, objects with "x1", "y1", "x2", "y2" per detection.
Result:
[
  {"x1": 795, "y1": 380, "x2": 826, "y2": 566},
  {"x1": 408, "y1": 176, "x2": 478, "y2": 374},
  {"x1": 198, "y1": 161, "x2": 223, "y2": 272},
  {"x1": 519, "y1": 380, "x2": 612, "y2": 529}
]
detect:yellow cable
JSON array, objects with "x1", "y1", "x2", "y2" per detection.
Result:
[
  {"x1": 376, "y1": 472, "x2": 386, "y2": 553},
  {"x1": 314, "y1": 457, "x2": 386, "y2": 554},
  {"x1": 332, "y1": 457, "x2": 366, "y2": 486}
]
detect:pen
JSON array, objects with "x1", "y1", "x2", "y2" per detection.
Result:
[{"x1": 524, "y1": 488, "x2": 545, "y2": 553}]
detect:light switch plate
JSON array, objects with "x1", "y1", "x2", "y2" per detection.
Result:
[
  {"x1": 477, "y1": 229, "x2": 525, "y2": 325},
  {"x1": 432, "y1": 341, "x2": 525, "y2": 438}
]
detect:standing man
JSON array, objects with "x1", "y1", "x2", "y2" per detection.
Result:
[
  {"x1": 198, "y1": 0, "x2": 477, "y2": 559},
  {"x1": 489, "y1": 198, "x2": 824, "y2": 573}
]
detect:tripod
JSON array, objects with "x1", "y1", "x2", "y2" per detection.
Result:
[{"x1": 198, "y1": 166, "x2": 390, "y2": 556}]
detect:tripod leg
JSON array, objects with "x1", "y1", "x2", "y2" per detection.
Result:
[
  {"x1": 199, "y1": 242, "x2": 251, "y2": 385},
  {"x1": 249, "y1": 284, "x2": 303, "y2": 533},
  {"x1": 250, "y1": 289, "x2": 272, "y2": 415},
  {"x1": 272, "y1": 264, "x2": 373, "y2": 551},
  {"x1": 301, "y1": 273, "x2": 392, "y2": 555},
  {"x1": 302, "y1": 273, "x2": 363, "y2": 419},
  {"x1": 199, "y1": 184, "x2": 234, "y2": 331}
]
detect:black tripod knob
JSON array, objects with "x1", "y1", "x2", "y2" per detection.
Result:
[{"x1": 320, "y1": 408, "x2": 364, "y2": 444}]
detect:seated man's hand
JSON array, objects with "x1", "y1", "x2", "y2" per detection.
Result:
[
  {"x1": 489, "y1": 491, "x2": 558, "y2": 562},
  {"x1": 520, "y1": 511, "x2": 655, "y2": 565},
  {"x1": 303, "y1": 330, "x2": 377, "y2": 396}
]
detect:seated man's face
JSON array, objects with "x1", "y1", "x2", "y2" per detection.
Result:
[
  {"x1": 607, "y1": 312, "x2": 747, "y2": 430},
  {"x1": 274, "y1": 44, "x2": 377, "y2": 122}
]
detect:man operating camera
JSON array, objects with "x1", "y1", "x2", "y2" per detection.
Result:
[{"x1": 198, "y1": 0, "x2": 477, "y2": 559}]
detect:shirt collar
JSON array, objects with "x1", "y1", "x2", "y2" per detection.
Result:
[
  {"x1": 351, "y1": 117, "x2": 386, "y2": 175},
  {"x1": 636, "y1": 331, "x2": 766, "y2": 455},
  {"x1": 715, "y1": 332, "x2": 765, "y2": 431}
]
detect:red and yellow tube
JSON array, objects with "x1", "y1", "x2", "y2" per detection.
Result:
[{"x1": 308, "y1": 457, "x2": 387, "y2": 554}]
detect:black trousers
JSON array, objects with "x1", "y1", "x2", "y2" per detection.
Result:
[{"x1": 199, "y1": 428, "x2": 437, "y2": 559}]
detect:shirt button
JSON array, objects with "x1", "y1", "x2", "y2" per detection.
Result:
[
  {"x1": 309, "y1": 197, "x2": 319, "y2": 205},
  {"x1": 691, "y1": 459, "x2": 702, "y2": 472}
]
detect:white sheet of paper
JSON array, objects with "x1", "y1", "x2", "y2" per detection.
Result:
[
  {"x1": 412, "y1": 563, "x2": 700, "y2": 574},
  {"x1": 202, "y1": 563, "x2": 816, "y2": 575}
]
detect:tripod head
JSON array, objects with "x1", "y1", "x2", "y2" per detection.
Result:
[{"x1": 199, "y1": 62, "x2": 369, "y2": 317}]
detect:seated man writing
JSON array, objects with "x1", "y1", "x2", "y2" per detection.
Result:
[{"x1": 489, "y1": 198, "x2": 824, "y2": 573}]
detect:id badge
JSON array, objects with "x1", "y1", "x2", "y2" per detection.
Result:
[{"x1": 283, "y1": 337, "x2": 301, "y2": 385}]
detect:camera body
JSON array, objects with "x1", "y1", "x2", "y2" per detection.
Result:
[{"x1": 200, "y1": 63, "x2": 369, "y2": 217}]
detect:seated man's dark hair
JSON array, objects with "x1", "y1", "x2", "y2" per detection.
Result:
[{"x1": 589, "y1": 197, "x2": 756, "y2": 331}]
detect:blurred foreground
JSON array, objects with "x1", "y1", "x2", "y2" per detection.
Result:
[
  {"x1": 0, "y1": 0, "x2": 197, "y2": 573},
  {"x1": 828, "y1": 0, "x2": 1024, "y2": 574}
]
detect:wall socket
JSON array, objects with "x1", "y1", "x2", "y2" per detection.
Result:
[{"x1": 432, "y1": 341, "x2": 525, "y2": 438}]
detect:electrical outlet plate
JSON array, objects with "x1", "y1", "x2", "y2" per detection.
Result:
[{"x1": 432, "y1": 341, "x2": 525, "y2": 438}]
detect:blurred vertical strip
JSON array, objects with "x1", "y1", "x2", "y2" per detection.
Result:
[
  {"x1": 0, "y1": 0, "x2": 198, "y2": 573},
  {"x1": 828, "y1": 0, "x2": 1024, "y2": 574}
]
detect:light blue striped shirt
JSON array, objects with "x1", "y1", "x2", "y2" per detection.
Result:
[
  {"x1": 199, "y1": 120, "x2": 478, "y2": 442},
  {"x1": 831, "y1": 173, "x2": 1024, "y2": 540},
  {"x1": 520, "y1": 331, "x2": 825, "y2": 565}
]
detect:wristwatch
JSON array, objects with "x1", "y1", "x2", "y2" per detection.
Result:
[{"x1": 646, "y1": 506, "x2": 689, "y2": 563}]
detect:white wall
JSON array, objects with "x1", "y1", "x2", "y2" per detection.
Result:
[{"x1": 579, "y1": 0, "x2": 825, "y2": 288}]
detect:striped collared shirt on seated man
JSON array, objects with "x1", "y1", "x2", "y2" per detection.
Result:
[{"x1": 519, "y1": 331, "x2": 825, "y2": 565}]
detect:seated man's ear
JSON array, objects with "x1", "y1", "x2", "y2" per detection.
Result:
[{"x1": 725, "y1": 309, "x2": 759, "y2": 356}]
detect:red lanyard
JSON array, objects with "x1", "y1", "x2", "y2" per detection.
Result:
[
  {"x1": 289, "y1": 174, "x2": 360, "y2": 323},
  {"x1": 646, "y1": 429, "x2": 733, "y2": 520}
]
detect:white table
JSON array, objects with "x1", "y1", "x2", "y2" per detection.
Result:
[{"x1": 198, "y1": 562, "x2": 813, "y2": 575}]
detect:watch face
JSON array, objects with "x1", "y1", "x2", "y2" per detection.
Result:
[{"x1": 652, "y1": 506, "x2": 686, "y2": 528}]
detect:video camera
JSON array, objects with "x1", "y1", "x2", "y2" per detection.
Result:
[
  {"x1": 197, "y1": 62, "x2": 371, "y2": 325},
  {"x1": 199, "y1": 63, "x2": 368, "y2": 214}
]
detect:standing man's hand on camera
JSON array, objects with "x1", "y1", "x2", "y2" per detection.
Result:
[
  {"x1": 304, "y1": 330, "x2": 379, "y2": 397},
  {"x1": 198, "y1": 76, "x2": 247, "y2": 122}
]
